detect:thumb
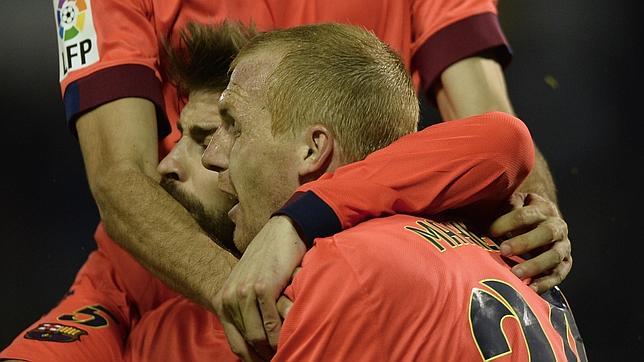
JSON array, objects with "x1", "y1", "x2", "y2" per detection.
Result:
[{"x1": 276, "y1": 295, "x2": 293, "y2": 320}]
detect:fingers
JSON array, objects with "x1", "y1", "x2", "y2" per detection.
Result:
[
  {"x1": 508, "y1": 191, "x2": 528, "y2": 209},
  {"x1": 214, "y1": 216, "x2": 307, "y2": 359},
  {"x1": 490, "y1": 204, "x2": 544, "y2": 240},
  {"x1": 291, "y1": 267, "x2": 302, "y2": 280},
  {"x1": 500, "y1": 217, "x2": 568, "y2": 257},
  {"x1": 491, "y1": 193, "x2": 567, "y2": 260},
  {"x1": 511, "y1": 242, "x2": 566, "y2": 278},
  {"x1": 221, "y1": 284, "x2": 246, "y2": 336},
  {"x1": 276, "y1": 295, "x2": 293, "y2": 320},
  {"x1": 274, "y1": 267, "x2": 299, "y2": 320},
  {"x1": 490, "y1": 193, "x2": 558, "y2": 238},
  {"x1": 257, "y1": 285, "x2": 283, "y2": 350},
  {"x1": 528, "y1": 255, "x2": 573, "y2": 294},
  {"x1": 218, "y1": 289, "x2": 252, "y2": 360},
  {"x1": 489, "y1": 192, "x2": 573, "y2": 294},
  {"x1": 220, "y1": 284, "x2": 276, "y2": 360},
  {"x1": 220, "y1": 318, "x2": 260, "y2": 362},
  {"x1": 242, "y1": 289, "x2": 275, "y2": 359}
]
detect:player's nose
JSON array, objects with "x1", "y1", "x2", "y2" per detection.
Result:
[
  {"x1": 202, "y1": 128, "x2": 230, "y2": 173},
  {"x1": 158, "y1": 147, "x2": 187, "y2": 182}
]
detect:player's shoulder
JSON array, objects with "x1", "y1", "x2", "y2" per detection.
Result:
[
  {"x1": 307, "y1": 214, "x2": 447, "y2": 289},
  {"x1": 315, "y1": 214, "x2": 433, "y2": 258},
  {"x1": 309, "y1": 214, "x2": 503, "y2": 283}
]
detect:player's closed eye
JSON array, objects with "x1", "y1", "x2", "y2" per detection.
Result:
[
  {"x1": 202, "y1": 135, "x2": 213, "y2": 148},
  {"x1": 228, "y1": 119, "x2": 240, "y2": 137}
]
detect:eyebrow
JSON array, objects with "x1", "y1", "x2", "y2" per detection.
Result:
[
  {"x1": 189, "y1": 124, "x2": 218, "y2": 140},
  {"x1": 218, "y1": 103, "x2": 235, "y2": 128},
  {"x1": 218, "y1": 85, "x2": 243, "y2": 126}
]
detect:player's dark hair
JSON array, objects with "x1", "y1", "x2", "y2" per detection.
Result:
[{"x1": 164, "y1": 21, "x2": 258, "y2": 95}]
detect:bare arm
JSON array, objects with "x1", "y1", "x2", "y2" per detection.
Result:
[
  {"x1": 75, "y1": 97, "x2": 236, "y2": 311},
  {"x1": 435, "y1": 56, "x2": 557, "y2": 202},
  {"x1": 434, "y1": 56, "x2": 571, "y2": 292}
]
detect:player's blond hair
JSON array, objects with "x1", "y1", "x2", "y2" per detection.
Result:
[{"x1": 233, "y1": 23, "x2": 419, "y2": 162}]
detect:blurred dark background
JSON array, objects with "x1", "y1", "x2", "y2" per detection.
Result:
[{"x1": 1, "y1": 1, "x2": 641, "y2": 360}]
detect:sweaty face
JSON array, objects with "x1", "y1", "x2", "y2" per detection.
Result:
[
  {"x1": 202, "y1": 52, "x2": 301, "y2": 252},
  {"x1": 158, "y1": 91, "x2": 237, "y2": 251}
]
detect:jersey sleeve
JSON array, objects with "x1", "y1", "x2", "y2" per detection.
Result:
[
  {"x1": 0, "y1": 250, "x2": 132, "y2": 362},
  {"x1": 274, "y1": 112, "x2": 534, "y2": 246},
  {"x1": 410, "y1": 0, "x2": 512, "y2": 93},
  {"x1": 53, "y1": 0, "x2": 169, "y2": 137}
]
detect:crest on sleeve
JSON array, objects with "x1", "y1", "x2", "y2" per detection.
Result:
[
  {"x1": 24, "y1": 323, "x2": 88, "y2": 343},
  {"x1": 53, "y1": 0, "x2": 99, "y2": 81}
]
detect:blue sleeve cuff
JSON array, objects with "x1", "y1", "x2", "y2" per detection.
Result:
[
  {"x1": 273, "y1": 191, "x2": 342, "y2": 249},
  {"x1": 63, "y1": 64, "x2": 170, "y2": 140}
]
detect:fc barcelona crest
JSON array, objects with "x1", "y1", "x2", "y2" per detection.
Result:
[{"x1": 25, "y1": 323, "x2": 87, "y2": 343}]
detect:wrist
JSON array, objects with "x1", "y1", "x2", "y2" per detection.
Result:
[
  {"x1": 272, "y1": 191, "x2": 341, "y2": 248},
  {"x1": 270, "y1": 215, "x2": 308, "y2": 257}
]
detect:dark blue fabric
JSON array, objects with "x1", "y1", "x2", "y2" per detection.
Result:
[{"x1": 273, "y1": 191, "x2": 342, "y2": 249}]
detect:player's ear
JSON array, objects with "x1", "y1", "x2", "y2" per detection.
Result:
[{"x1": 297, "y1": 124, "x2": 336, "y2": 180}]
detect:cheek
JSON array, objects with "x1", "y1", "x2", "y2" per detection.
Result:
[
  {"x1": 193, "y1": 169, "x2": 220, "y2": 196},
  {"x1": 193, "y1": 150, "x2": 227, "y2": 185},
  {"x1": 229, "y1": 143, "x2": 267, "y2": 209},
  {"x1": 184, "y1": 147, "x2": 213, "y2": 186},
  {"x1": 229, "y1": 138, "x2": 254, "y2": 186},
  {"x1": 230, "y1": 133, "x2": 246, "y2": 158}
]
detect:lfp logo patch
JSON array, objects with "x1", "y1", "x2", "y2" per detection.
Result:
[{"x1": 54, "y1": 0, "x2": 99, "y2": 80}]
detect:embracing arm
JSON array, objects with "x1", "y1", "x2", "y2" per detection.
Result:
[
  {"x1": 75, "y1": 97, "x2": 236, "y2": 311},
  {"x1": 278, "y1": 111, "x2": 534, "y2": 243},
  {"x1": 406, "y1": 0, "x2": 567, "y2": 291},
  {"x1": 434, "y1": 56, "x2": 570, "y2": 291},
  {"x1": 435, "y1": 55, "x2": 557, "y2": 202}
]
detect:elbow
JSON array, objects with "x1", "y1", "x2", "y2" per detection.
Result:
[
  {"x1": 90, "y1": 163, "x2": 124, "y2": 199},
  {"x1": 483, "y1": 112, "x2": 535, "y2": 190},
  {"x1": 87, "y1": 164, "x2": 125, "y2": 223}
]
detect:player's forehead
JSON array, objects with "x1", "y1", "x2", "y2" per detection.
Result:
[
  {"x1": 179, "y1": 90, "x2": 222, "y2": 128},
  {"x1": 220, "y1": 51, "x2": 282, "y2": 107}
]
